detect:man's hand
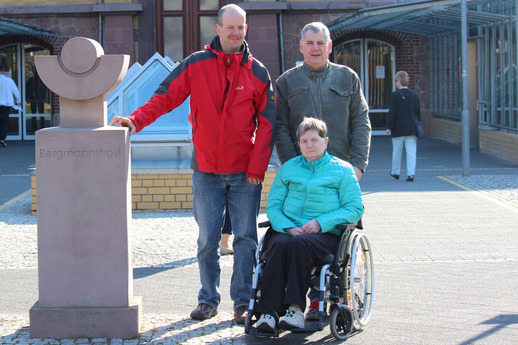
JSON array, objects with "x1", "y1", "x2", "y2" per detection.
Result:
[
  {"x1": 286, "y1": 227, "x2": 304, "y2": 236},
  {"x1": 353, "y1": 166, "x2": 363, "y2": 181},
  {"x1": 301, "y1": 219, "x2": 321, "y2": 234},
  {"x1": 109, "y1": 116, "x2": 136, "y2": 136},
  {"x1": 247, "y1": 177, "x2": 262, "y2": 185}
]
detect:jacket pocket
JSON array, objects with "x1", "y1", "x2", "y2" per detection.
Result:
[
  {"x1": 330, "y1": 85, "x2": 351, "y2": 98},
  {"x1": 287, "y1": 87, "x2": 313, "y2": 117},
  {"x1": 328, "y1": 85, "x2": 352, "y2": 110},
  {"x1": 287, "y1": 87, "x2": 309, "y2": 100}
]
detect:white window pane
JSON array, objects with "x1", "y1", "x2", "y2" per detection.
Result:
[{"x1": 164, "y1": 17, "x2": 183, "y2": 61}]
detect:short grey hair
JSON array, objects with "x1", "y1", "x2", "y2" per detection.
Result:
[
  {"x1": 300, "y1": 22, "x2": 331, "y2": 44},
  {"x1": 217, "y1": 4, "x2": 247, "y2": 26},
  {"x1": 395, "y1": 71, "x2": 409, "y2": 86}
]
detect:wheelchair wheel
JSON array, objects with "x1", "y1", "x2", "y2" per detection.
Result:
[
  {"x1": 344, "y1": 231, "x2": 374, "y2": 329},
  {"x1": 330, "y1": 305, "x2": 353, "y2": 340}
]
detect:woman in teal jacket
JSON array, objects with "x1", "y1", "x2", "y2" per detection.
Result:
[{"x1": 255, "y1": 117, "x2": 364, "y2": 333}]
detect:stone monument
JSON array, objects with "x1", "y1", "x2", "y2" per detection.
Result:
[{"x1": 30, "y1": 37, "x2": 142, "y2": 339}]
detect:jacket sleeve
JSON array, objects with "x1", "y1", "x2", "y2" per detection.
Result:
[
  {"x1": 127, "y1": 58, "x2": 192, "y2": 132},
  {"x1": 315, "y1": 166, "x2": 364, "y2": 232},
  {"x1": 274, "y1": 77, "x2": 299, "y2": 164},
  {"x1": 265, "y1": 166, "x2": 298, "y2": 233},
  {"x1": 246, "y1": 63, "x2": 276, "y2": 180},
  {"x1": 348, "y1": 73, "x2": 371, "y2": 172}
]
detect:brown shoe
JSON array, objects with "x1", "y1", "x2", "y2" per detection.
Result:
[
  {"x1": 234, "y1": 305, "x2": 248, "y2": 325},
  {"x1": 190, "y1": 303, "x2": 218, "y2": 320}
]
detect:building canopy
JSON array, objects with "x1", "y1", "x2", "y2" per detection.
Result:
[
  {"x1": 0, "y1": 17, "x2": 56, "y2": 36},
  {"x1": 327, "y1": 0, "x2": 516, "y2": 37}
]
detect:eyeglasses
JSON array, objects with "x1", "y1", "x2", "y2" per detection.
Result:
[{"x1": 299, "y1": 137, "x2": 325, "y2": 146}]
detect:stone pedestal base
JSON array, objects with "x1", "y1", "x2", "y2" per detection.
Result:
[{"x1": 29, "y1": 296, "x2": 142, "y2": 339}]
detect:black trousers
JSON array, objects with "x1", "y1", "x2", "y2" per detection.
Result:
[
  {"x1": 258, "y1": 231, "x2": 340, "y2": 315},
  {"x1": 0, "y1": 106, "x2": 10, "y2": 141}
]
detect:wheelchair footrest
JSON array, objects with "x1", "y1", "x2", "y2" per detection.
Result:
[
  {"x1": 290, "y1": 322, "x2": 324, "y2": 333},
  {"x1": 246, "y1": 326, "x2": 280, "y2": 338}
]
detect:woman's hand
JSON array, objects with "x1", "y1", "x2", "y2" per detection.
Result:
[
  {"x1": 301, "y1": 219, "x2": 321, "y2": 234},
  {"x1": 286, "y1": 227, "x2": 304, "y2": 236}
]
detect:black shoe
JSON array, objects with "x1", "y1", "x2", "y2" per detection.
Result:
[
  {"x1": 406, "y1": 175, "x2": 414, "y2": 182},
  {"x1": 0, "y1": 140, "x2": 6, "y2": 147},
  {"x1": 190, "y1": 303, "x2": 218, "y2": 320},
  {"x1": 390, "y1": 173, "x2": 399, "y2": 180}
]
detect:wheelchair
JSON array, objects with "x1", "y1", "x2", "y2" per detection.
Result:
[{"x1": 244, "y1": 220, "x2": 374, "y2": 340}]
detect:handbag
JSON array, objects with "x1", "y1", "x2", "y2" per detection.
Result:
[
  {"x1": 414, "y1": 120, "x2": 424, "y2": 139},
  {"x1": 398, "y1": 90, "x2": 424, "y2": 139}
]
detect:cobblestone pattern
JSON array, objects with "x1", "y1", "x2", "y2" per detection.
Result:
[
  {"x1": 445, "y1": 174, "x2": 518, "y2": 208},
  {"x1": 0, "y1": 313, "x2": 247, "y2": 345}
]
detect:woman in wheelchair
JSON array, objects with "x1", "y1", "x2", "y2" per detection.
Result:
[{"x1": 255, "y1": 117, "x2": 364, "y2": 333}]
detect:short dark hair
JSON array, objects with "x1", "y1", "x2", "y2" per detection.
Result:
[{"x1": 0, "y1": 64, "x2": 5, "y2": 72}]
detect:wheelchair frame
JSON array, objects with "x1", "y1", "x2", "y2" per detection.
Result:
[{"x1": 244, "y1": 220, "x2": 374, "y2": 340}]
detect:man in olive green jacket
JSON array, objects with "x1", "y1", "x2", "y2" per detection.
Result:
[{"x1": 275, "y1": 22, "x2": 371, "y2": 180}]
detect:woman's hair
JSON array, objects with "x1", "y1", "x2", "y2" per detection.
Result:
[
  {"x1": 300, "y1": 22, "x2": 331, "y2": 44},
  {"x1": 296, "y1": 117, "x2": 328, "y2": 140},
  {"x1": 395, "y1": 71, "x2": 409, "y2": 86}
]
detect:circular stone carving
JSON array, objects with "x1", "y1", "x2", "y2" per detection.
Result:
[{"x1": 61, "y1": 37, "x2": 104, "y2": 75}]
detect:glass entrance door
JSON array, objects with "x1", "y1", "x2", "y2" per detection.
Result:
[
  {"x1": 0, "y1": 45, "x2": 21, "y2": 140},
  {"x1": 0, "y1": 43, "x2": 51, "y2": 140},
  {"x1": 334, "y1": 39, "x2": 395, "y2": 133},
  {"x1": 24, "y1": 45, "x2": 51, "y2": 139}
]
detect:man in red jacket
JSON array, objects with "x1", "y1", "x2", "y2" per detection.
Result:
[{"x1": 110, "y1": 4, "x2": 275, "y2": 324}]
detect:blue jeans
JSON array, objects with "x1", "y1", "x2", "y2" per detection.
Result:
[{"x1": 192, "y1": 171, "x2": 262, "y2": 310}]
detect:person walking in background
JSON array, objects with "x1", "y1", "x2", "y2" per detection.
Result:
[
  {"x1": 110, "y1": 4, "x2": 275, "y2": 324},
  {"x1": 0, "y1": 64, "x2": 22, "y2": 147},
  {"x1": 274, "y1": 21, "x2": 371, "y2": 321},
  {"x1": 386, "y1": 70, "x2": 421, "y2": 182}
]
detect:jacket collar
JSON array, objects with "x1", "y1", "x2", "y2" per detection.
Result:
[
  {"x1": 303, "y1": 61, "x2": 330, "y2": 79},
  {"x1": 207, "y1": 35, "x2": 250, "y2": 66},
  {"x1": 301, "y1": 151, "x2": 331, "y2": 170}
]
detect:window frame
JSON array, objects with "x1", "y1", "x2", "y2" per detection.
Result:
[{"x1": 157, "y1": 0, "x2": 224, "y2": 60}]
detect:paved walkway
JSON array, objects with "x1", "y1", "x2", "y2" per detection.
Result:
[{"x1": 1, "y1": 137, "x2": 517, "y2": 344}]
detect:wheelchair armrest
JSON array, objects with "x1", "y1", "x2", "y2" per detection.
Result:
[
  {"x1": 336, "y1": 223, "x2": 357, "y2": 231},
  {"x1": 258, "y1": 221, "x2": 271, "y2": 228}
]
